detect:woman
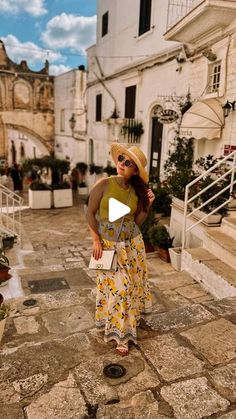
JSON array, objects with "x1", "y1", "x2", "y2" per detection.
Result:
[{"x1": 87, "y1": 144, "x2": 155, "y2": 355}]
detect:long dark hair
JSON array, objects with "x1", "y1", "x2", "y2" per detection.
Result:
[{"x1": 129, "y1": 175, "x2": 149, "y2": 212}]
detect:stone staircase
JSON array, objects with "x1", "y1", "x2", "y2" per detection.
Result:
[{"x1": 182, "y1": 215, "x2": 236, "y2": 299}]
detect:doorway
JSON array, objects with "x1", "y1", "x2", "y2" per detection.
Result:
[{"x1": 150, "y1": 116, "x2": 163, "y2": 179}]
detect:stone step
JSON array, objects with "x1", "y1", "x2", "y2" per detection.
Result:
[
  {"x1": 221, "y1": 215, "x2": 236, "y2": 237},
  {"x1": 182, "y1": 248, "x2": 236, "y2": 299},
  {"x1": 204, "y1": 229, "x2": 236, "y2": 270}
]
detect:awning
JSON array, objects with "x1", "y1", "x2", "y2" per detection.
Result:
[{"x1": 179, "y1": 98, "x2": 224, "y2": 140}]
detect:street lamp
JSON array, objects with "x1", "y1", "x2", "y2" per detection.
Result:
[
  {"x1": 69, "y1": 113, "x2": 76, "y2": 133},
  {"x1": 222, "y1": 101, "x2": 236, "y2": 118}
]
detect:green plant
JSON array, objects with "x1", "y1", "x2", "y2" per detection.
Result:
[
  {"x1": 52, "y1": 181, "x2": 70, "y2": 190},
  {"x1": 0, "y1": 248, "x2": 9, "y2": 269},
  {"x1": 147, "y1": 224, "x2": 174, "y2": 250},
  {"x1": 151, "y1": 181, "x2": 172, "y2": 216},
  {"x1": 140, "y1": 209, "x2": 157, "y2": 242},
  {"x1": 0, "y1": 303, "x2": 10, "y2": 320},
  {"x1": 78, "y1": 181, "x2": 87, "y2": 188},
  {"x1": 89, "y1": 164, "x2": 104, "y2": 175},
  {"x1": 121, "y1": 121, "x2": 144, "y2": 141},
  {"x1": 103, "y1": 164, "x2": 117, "y2": 176},
  {"x1": 164, "y1": 137, "x2": 196, "y2": 200},
  {"x1": 29, "y1": 181, "x2": 51, "y2": 191},
  {"x1": 76, "y1": 162, "x2": 88, "y2": 176},
  {"x1": 191, "y1": 175, "x2": 228, "y2": 215}
]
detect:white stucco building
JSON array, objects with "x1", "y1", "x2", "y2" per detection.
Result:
[
  {"x1": 86, "y1": 0, "x2": 236, "y2": 177},
  {"x1": 54, "y1": 68, "x2": 87, "y2": 167}
]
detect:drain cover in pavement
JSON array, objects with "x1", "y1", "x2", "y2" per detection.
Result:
[{"x1": 28, "y1": 277, "x2": 69, "y2": 293}]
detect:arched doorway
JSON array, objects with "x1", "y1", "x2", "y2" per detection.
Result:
[{"x1": 150, "y1": 105, "x2": 163, "y2": 178}]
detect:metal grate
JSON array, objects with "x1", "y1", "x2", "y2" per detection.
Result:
[{"x1": 28, "y1": 277, "x2": 69, "y2": 293}]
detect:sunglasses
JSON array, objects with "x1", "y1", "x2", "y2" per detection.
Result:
[{"x1": 118, "y1": 154, "x2": 135, "y2": 167}]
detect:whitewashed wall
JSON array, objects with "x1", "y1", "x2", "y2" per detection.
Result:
[{"x1": 54, "y1": 69, "x2": 87, "y2": 167}]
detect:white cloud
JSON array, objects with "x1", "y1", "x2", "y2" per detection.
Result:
[
  {"x1": 2, "y1": 35, "x2": 62, "y2": 67},
  {"x1": 0, "y1": 0, "x2": 47, "y2": 16},
  {"x1": 42, "y1": 13, "x2": 97, "y2": 53},
  {"x1": 49, "y1": 64, "x2": 72, "y2": 76}
]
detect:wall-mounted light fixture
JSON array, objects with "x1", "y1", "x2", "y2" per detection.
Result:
[
  {"x1": 69, "y1": 113, "x2": 76, "y2": 134},
  {"x1": 222, "y1": 101, "x2": 236, "y2": 118}
]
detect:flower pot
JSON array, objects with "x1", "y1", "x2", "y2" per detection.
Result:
[
  {"x1": 53, "y1": 189, "x2": 73, "y2": 208},
  {"x1": 144, "y1": 242, "x2": 155, "y2": 253},
  {"x1": 169, "y1": 247, "x2": 182, "y2": 271},
  {"x1": 0, "y1": 318, "x2": 6, "y2": 343},
  {"x1": 29, "y1": 189, "x2": 52, "y2": 209},
  {"x1": 228, "y1": 198, "x2": 236, "y2": 210},
  {"x1": 158, "y1": 247, "x2": 170, "y2": 263},
  {"x1": 0, "y1": 269, "x2": 12, "y2": 287},
  {"x1": 194, "y1": 209, "x2": 222, "y2": 225},
  {"x1": 78, "y1": 187, "x2": 88, "y2": 196}
]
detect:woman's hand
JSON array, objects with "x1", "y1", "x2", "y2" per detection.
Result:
[
  {"x1": 146, "y1": 188, "x2": 155, "y2": 209},
  {"x1": 92, "y1": 239, "x2": 103, "y2": 260}
]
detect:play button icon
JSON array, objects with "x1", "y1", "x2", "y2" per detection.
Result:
[{"x1": 108, "y1": 198, "x2": 131, "y2": 222}]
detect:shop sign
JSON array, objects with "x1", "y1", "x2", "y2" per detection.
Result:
[
  {"x1": 158, "y1": 109, "x2": 179, "y2": 124},
  {"x1": 224, "y1": 144, "x2": 236, "y2": 156}
]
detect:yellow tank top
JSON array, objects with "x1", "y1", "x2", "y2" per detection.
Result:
[{"x1": 99, "y1": 176, "x2": 138, "y2": 221}]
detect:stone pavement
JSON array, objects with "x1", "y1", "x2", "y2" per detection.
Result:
[{"x1": 1, "y1": 198, "x2": 236, "y2": 418}]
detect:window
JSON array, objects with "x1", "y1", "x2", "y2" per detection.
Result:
[
  {"x1": 60, "y1": 109, "x2": 65, "y2": 132},
  {"x1": 102, "y1": 11, "x2": 109, "y2": 37},
  {"x1": 207, "y1": 61, "x2": 221, "y2": 93},
  {"x1": 125, "y1": 85, "x2": 136, "y2": 119},
  {"x1": 96, "y1": 94, "x2": 102, "y2": 121},
  {"x1": 139, "y1": 0, "x2": 152, "y2": 36}
]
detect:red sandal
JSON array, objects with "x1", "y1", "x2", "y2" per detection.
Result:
[{"x1": 116, "y1": 343, "x2": 129, "y2": 356}]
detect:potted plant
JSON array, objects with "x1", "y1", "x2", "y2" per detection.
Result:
[
  {"x1": 0, "y1": 294, "x2": 10, "y2": 343},
  {"x1": 169, "y1": 247, "x2": 182, "y2": 271},
  {"x1": 29, "y1": 181, "x2": 52, "y2": 209},
  {"x1": 0, "y1": 249, "x2": 11, "y2": 286},
  {"x1": 191, "y1": 175, "x2": 228, "y2": 225},
  {"x1": 1, "y1": 234, "x2": 16, "y2": 250},
  {"x1": 151, "y1": 181, "x2": 172, "y2": 217},
  {"x1": 52, "y1": 181, "x2": 72, "y2": 208},
  {"x1": 140, "y1": 209, "x2": 158, "y2": 253},
  {"x1": 103, "y1": 163, "x2": 117, "y2": 177},
  {"x1": 164, "y1": 137, "x2": 196, "y2": 204},
  {"x1": 76, "y1": 162, "x2": 88, "y2": 195},
  {"x1": 147, "y1": 223, "x2": 174, "y2": 262}
]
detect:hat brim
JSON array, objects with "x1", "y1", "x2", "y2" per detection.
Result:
[{"x1": 111, "y1": 143, "x2": 149, "y2": 184}]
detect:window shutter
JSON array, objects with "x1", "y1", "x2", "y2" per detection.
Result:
[
  {"x1": 102, "y1": 11, "x2": 109, "y2": 37},
  {"x1": 125, "y1": 86, "x2": 136, "y2": 119},
  {"x1": 96, "y1": 94, "x2": 102, "y2": 121},
  {"x1": 139, "y1": 0, "x2": 152, "y2": 36}
]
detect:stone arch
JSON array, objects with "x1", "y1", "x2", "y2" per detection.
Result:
[
  {"x1": 5, "y1": 123, "x2": 53, "y2": 154},
  {"x1": 13, "y1": 79, "x2": 32, "y2": 110}
]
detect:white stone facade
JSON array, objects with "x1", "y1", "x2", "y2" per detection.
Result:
[
  {"x1": 54, "y1": 69, "x2": 87, "y2": 167},
  {"x1": 86, "y1": 0, "x2": 236, "y2": 175}
]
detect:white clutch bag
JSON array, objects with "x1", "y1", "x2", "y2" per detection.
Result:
[{"x1": 89, "y1": 250, "x2": 117, "y2": 271}]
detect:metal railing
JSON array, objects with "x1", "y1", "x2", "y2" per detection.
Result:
[
  {"x1": 120, "y1": 119, "x2": 143, "y2": 144},
  {"x1": 167, "y1": 0, "x2": 203, "y2": 29},
  {"x1": 182, "y1": 150, "x2": 236, "y2": 250},
  {"x1": 0, "y1": 184, "x2": 24, "y2": 245}
]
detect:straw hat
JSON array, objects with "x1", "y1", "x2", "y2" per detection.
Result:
[{"x1": 111, "y1": 143, "x2": 149, "y2": 183}]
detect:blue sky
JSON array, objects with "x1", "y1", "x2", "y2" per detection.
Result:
[{"x1": 0, "y1": 0, "x2": 97, "y2": 75}]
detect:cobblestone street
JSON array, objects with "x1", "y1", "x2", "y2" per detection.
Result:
[{"x1": 1, "y1": 199, "x2": 236, "y2": 418}]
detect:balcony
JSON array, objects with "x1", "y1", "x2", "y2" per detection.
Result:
[
  {"x1": 105, "y1": 118, "x2": 144, "y2": 144},
  {"x1": 165, "y1": 0, "x2": 236, "y2": 46}
]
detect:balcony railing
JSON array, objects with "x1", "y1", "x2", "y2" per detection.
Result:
[{"x1": 167, "y1": 0, "x2": 202, "y2": 29}]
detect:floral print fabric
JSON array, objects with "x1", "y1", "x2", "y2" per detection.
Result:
[{"x1": 95, "y1": 220, "x2": 152, "y2": 345}]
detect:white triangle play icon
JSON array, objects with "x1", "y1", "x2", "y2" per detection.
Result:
[{"x1": 108, "y1": 198, "x2": 131, "y2": 222}]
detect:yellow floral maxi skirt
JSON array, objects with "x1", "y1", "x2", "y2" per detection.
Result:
[{"x1": 95, "y1": 220, "x2": 152, "y2": 345}]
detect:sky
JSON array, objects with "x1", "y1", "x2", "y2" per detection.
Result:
[{"x1": 0, "y1": 0, "x2": 97, "y2": 75}]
